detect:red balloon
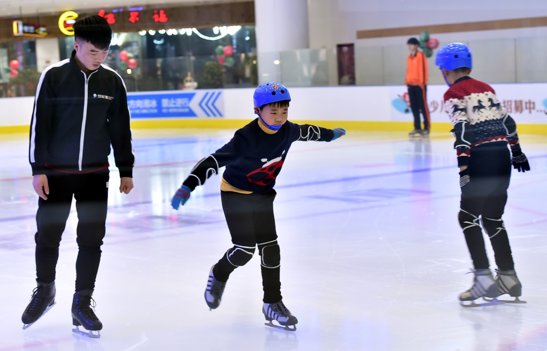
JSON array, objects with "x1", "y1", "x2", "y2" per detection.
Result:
[
  {"x1": 426, "y1": 38, "x2": 439, "y2": 49},
  {"x1": 9, "y1": 59, "x2": 19, "y2": 70},
  {"x1": 217, "y1": 55, "x2": 225, "y2": 65},
  {"x1": 223, "y1": 45, "x2": 233, "y2": 57},
  {"x1": 127, "y1": 58, "x2": 138, "y2": 69},
  {"x1": 119, "y1": 50, "x2": 129, "y2": 62}
]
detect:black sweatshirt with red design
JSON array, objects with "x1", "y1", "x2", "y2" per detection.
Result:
[{"x1": 182, "y1": 119, "x2": 335, "y2": 193}]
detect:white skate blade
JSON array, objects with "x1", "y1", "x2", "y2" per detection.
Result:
[
  {"x1": 483, "y1": 296, "x2": 527, "y2": 304},
  {"x1": 72, "y1": 326, "x2": 101, "y2": 338},
  {"x1": 22, "y1": 302, "x2": 56, "y2": 330},
  {"x1": 459, "y1": 298, "x2": 503, "y2": 308},
  {"x1": 264, "y1": 320, "x2": 297, "y2": 331}
]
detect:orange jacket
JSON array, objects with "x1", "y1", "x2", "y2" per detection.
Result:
[{"x1": 405, "y1": 51, "x2": 428, "y2": 86}]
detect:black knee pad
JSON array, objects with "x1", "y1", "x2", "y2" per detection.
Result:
[
  {"x1": 458, "y1": 209, "x2": 480, "y2": 231},
  {"x1": 481, "y1": 216, "x2": 506, "y2": 238},
  {"x1": 258, "y1": 241, "x2": 280, "y2": 269},
  {"x1": 225, "y1": 245, "x2": 255, "y2": 267}
]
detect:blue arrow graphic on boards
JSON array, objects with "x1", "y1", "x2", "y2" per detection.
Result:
[{"x1": 199, "y1": 91, "x2": 222, "y2": 117}]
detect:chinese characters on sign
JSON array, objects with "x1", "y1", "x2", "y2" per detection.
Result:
[
  {"x1": 426, "y1": 99, "x2": 541, "y2": 115},
  {"x1": 97, "y1": 8, "x2": 168, "y2": 25}
]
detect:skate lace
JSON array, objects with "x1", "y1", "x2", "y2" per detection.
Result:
[
  {"x1": 77, "y1": 295, "x2": 97, "y2": 313},
  {"x1": 26, "y1": 288, "x2": 43, "y2": 314},
  {"x1": 210, "y1": 280, "x2": 225, "y2": 297},
  {"x1": 273, "y1": 302, "x2": 291, "y2": 317}
]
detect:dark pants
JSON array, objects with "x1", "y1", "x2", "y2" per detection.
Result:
[
  {"x1": 34, "y1": 171, "x2": 109, "y2": 292},
  {"x1": 214, "y1": 190, "x2": 282, "y2": 303},
  {"x1": 459, "y1": 142, "x2": 514, "y2": 270},
  {"x1": 407, "y1": 85, "x2": 430, "y2": 131}
]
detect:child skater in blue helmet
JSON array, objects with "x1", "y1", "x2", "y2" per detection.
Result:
[
  {"x1": 435, "y1": 42, "x2": 530, "y2": 306},
  {"x1": 171, "y1": 82, "x2": 346, "y2": 329}
]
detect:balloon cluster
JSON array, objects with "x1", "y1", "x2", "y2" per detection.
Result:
[
  {"x1": 215, "y1": 45, "x2": 235, "y2": 67},
  {"x1": 9, "y1": 59, "x2": 20, "y2": 78},
  {"x1": 418, "y1": 31, "x2": 439, "y2": 58},
  {"x1": 118, "y1": 50, "x2": 139, "y2": 70}
]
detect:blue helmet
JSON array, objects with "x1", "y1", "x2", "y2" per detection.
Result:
[
  {"x1": 435, "y1": 42, "x2": 472, "y2": 70},
  {"x1": 253, "y1": 82, "x2": 291, "y2": 109}
]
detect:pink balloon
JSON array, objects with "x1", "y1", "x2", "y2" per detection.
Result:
[
  {"x1": 223, "y1": 45, "x2": 233, "y2": 57},
  {"x1": 9, "y1": 59, "x2": 19, "y2": 70},
  {"x1": 119, "y1": 50, "x2": 129, "y2": 62},
  {"x1": 426, "y1": 38, "x2": 439, "y2": 49},
  {"x1": 217, "y1": 55, "x2": 225, "y2": 65},
  {"x1": 127, "y1": 58, "x2": 138, "y2": 69}
]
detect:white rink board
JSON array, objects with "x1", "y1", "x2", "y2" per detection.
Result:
[{"x1": 1, "y1": 83, "x2": 546, "y2": 126}]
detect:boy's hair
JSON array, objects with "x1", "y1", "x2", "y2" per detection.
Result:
[
  {"x1": 258, "y1": 100, "x2": 290, "y2": 110},
  {"x1": 453, "y1": 67, "x2": 472, "y2": 74},
  {"x1": 407, "y1": 37, "x2": 419, "y2": 45},
  {"x1": 73, "y1": 15, "x2": 112, "y2": 50}
]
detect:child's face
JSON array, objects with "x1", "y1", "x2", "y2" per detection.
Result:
[{"x1": 257, "y1": 104, "x2": 289, "y2": 128}]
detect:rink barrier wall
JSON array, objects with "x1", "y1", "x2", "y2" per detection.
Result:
[{"x1": 1, "y1": 84, "x2": 546, "y2": 135}]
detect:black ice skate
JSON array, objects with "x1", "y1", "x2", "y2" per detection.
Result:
[
  {"x1": 72, "y1": 289, "x2": 102, "y2": 338},
  {"x1": 263, "y1": 301, "x2": 298, "y2": 331},
  {"x1": 459, "y1": 269, "x2": 501, "y2": 307},
  {"x1": 204, "y1": 266, "x2": 226, "y2": 310},
  {"x1": 485, "y1": 270, "x2": 526, "y2": 304},
  {"x1": 21, "y1": 281, "x2": 56, "y2": 329}
]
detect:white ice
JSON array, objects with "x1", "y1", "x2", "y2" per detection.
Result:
[{"x1": 1, "y1": 129, "x2": 547, "y2": 351}]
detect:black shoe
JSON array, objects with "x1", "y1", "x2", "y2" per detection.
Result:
[
  {"x1": 72, "y1": 289, "x2": 103, "y2": 332},
  {"x1": 22, "y1": 281, "x2": 56, "y2": 328}
]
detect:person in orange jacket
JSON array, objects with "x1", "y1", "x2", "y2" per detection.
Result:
[{"x1": 405, "y1": 37, "x2": 431, "y2": 137}]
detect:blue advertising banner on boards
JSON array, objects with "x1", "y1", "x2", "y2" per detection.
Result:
[{"x1": 127, "y1": 90, "x2": 223, "y2": 118}]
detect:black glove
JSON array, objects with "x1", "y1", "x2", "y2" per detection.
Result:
[
  {"x1": 510, "y1": 144, "x2": 531, "y2": 173},
  {"x1": 459, "y1": 168, "x2": 470, "y2": 188}
]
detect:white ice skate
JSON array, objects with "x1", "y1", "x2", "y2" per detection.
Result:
[
  {"x1": 263, "y1": 301, "x2": 298, "y2": 331},
  {"x1": 459, "y1": 269, "x2": 501, "y2": 307}
]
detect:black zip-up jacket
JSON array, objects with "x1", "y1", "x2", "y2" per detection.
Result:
[{"x1": 29, "y1": 51, "x2": 134, "y2": 177}]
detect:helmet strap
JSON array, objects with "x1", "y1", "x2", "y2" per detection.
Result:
[
  {"x1": 441, "y1": 70, "x2": 452, "y2": 87},
  {"x1": 257, "y1": 112, "x2": 282, "y2": 131}
]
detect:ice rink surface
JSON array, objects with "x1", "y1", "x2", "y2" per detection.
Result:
[{"x1": 0, "y1": 128, "x2": 546, "y2": 351}]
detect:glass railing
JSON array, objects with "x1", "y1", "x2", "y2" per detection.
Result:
[{"x1": 2, "y1": 35, "x2": 546, "y2": 98}]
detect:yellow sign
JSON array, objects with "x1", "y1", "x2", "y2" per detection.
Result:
[
  {"x1": 12, "y1": 20, "x2": 48, "y2": 38},
  {"x1": 58, "y1": 11, "x2": 79, "y2": 36}
]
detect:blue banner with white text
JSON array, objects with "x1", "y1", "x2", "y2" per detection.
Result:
[{"x1": 127, "y1": 90, "x2": 223, "y2": 118}]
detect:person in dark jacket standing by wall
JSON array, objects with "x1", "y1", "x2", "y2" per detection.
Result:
[
  {"x1": 405, "y1": 37, "x2": 431, "y2": 137},
  {"x1": 22, "y1": 15, "x2": 134, "y2": 337}
]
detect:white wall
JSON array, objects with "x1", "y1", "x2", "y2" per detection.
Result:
[
  {"x1": 308, "y1": 0, "x2": 547, "y2": 49},
  {"x1": 4, "y1": 84, "x2": 546, "y2": 128}
]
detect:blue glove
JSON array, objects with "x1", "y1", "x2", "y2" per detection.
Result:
[
  {"x1": 171, "y1": 185, "x2": 192, "y2": 210},
  {"x1": 332, "y1": 128, "x2": 346, "y2": 140}
]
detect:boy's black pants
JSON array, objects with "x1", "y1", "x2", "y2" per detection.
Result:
[
  {"x1": 215, "y1": 190, "x2": 282, "y2": 303},
  {"x1": 459, "y1": 142, "x2": 514, "y2": 271}
]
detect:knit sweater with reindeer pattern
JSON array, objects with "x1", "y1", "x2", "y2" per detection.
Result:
[{"x1": 442, "y1": 76, "x2": 520, "y2": 167}]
